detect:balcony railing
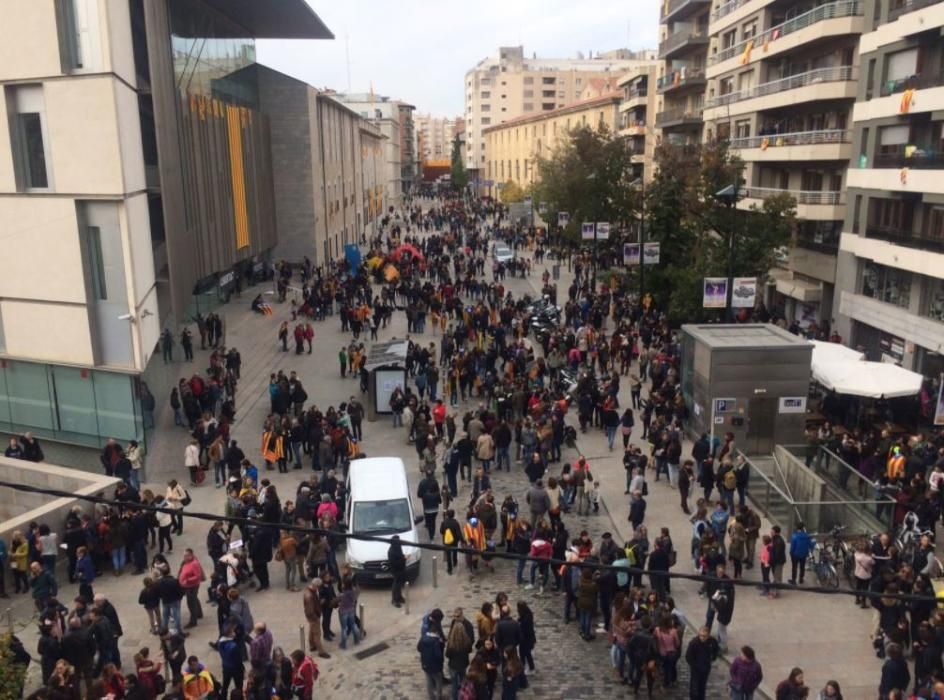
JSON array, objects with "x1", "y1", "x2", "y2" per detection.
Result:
[
  {"x1": 620, "y1": 119, "x2": 647, "y2": 131},
  {"x1": 659, "y1": 30, "x2": 708, "y2": 58},
  {"x1": 866, "y1": 225, "x2": 944, "y2": 253},
  {"x1": 705, "y1": 65, "x2": 856, "y2": 108},
  {"x1": 879, "y1": 71, "x2": 944, "y2": 97},
  {"x1": 712, "y1": 0, "x2": 751, "y2": 21},
  {"x1": 710, "y1": 1, "x2": 862, "y2": 65},
  {"x1": 729, "y1": 129, "x2": 851, "y2": 150},
  {"x1": 888, "y1": 0, "x2": 944, "y2": 22},
  {"x1": 623, "y1": 87, "x2": 648, "y2": 100},
  {"x1": 661, "y1": 0, "x2": 710, "y2": 21},
  {"x1": 655, "y1": 107, "x2": 704, "y2": 127},
  {"x1": 657, "y1": 68, "x2": 707, "y2": 93},
  {"x1": 743, "y1": 186, "x2": 844, "y2": 205},
  {"x1": 873, "y1": 150, "x2": 944, "y2": 169}
]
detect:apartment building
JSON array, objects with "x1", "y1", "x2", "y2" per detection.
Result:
[
  {"x1": 834, "y1": 0, "x2": 944, "y2": 377},
  {"x1": 482, "y1": 92, "x2": 622, "y2": 194},
  {"x1": 0, "y1": 0, "x2": 331, "y2": 449},
  {"x1": 617, "y1": 63, "x2": 661, "y2": 183},
  {"x1": 330, "y1": 93, "x2": 416, "y2": 207},
  {"x1": 656, "y1": 0, "x2": 711, "y2": 146},
  {"x1": 464, "y1": 46, "x2": 657, "y2": 178},
  {"x1": 414, "y1": 114, "x2": 463, "y2": 163},
  {"x1": 256, "y1": 67, "x2": 385, "y2": 264},
  {"x1": 700, "y1": 0, "x2": 866, "y2": 327}
]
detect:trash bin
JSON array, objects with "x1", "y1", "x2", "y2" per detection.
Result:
[{"x1": 552, "y1": 264, "x2": 560, "y2": 280}]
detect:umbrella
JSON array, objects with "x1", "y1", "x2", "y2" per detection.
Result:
[
  {"x1": 391, "y1": 243, "x2": 424, "y2": 262},
  {"x1": 366, "y1": 256, "x2": 384, "y2": 271},
  {"x1": 816, "y1": 360, "x2": 923, "y2": 399},
  {"x1": 383, "y1": 264, "x2": 400, "y2": 282}
]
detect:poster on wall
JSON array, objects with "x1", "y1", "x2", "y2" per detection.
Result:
[
  {"x1": 623, "y1": 243, "x2": 641, "y2": 265},
  {"x1": 581, "y1": 222, "x2": 596, "y2": 240},
  {"x1": 731, "y1": 277, "x2": 757, "y2": 308},
  {"x1": 703, "y1": 278, "x2": 728, "y2": 308},
  {"x1": 643, "y1": 242, "x2": 660, "y2": 264}
]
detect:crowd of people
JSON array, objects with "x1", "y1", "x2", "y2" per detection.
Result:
[{"x1": 4, "y1": 192, "x2": 942, "y2": 700}]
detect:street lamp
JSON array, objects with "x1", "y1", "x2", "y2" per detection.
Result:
[
  {"x1": 587, "y1": 171, "x2": 598, "y2": 292},
  {"x1": 715, "y1": 183, "x2": 740, "y2": 322},
  {"x1": 630, "y1": 178, "x2": 646, "y2": 307}
]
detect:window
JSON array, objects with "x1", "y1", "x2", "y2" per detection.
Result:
[
  {"x1": 886, "y1": 48, "x2": 918, "y2": 82},
  {"x1": 542, "y1": 77, "x2": 555, "y2": 85},
  {"x1": 722, "y1": 30, "x2": 736, "y2": 50},
  {"x1": 82, "y1": 225, "x2": 107, "y2": 300},
  {"x1": 522, "y1": 104, "x2": 533, "y2": 112},
  {"x1": 501, "y1": 94, "x2": 506, "y2": 99},
  {"x1": 719, "y1": 76, "x2": 734, "y2": 95},
  {"x1": 878, "y1": 125, "x2": 909, "y2": 154},
  {"x1": 862, "y1": 262, "x2": 911, "y2": 308},
  {"x1": 542, "y1": 103, "x2": 554, "y2": 111},
  {"x1": 7, "y1": 85, "x2": 52, "y2": 190},
  {"x1": 481, "y1": 91, "x2": 491, "y2": 98},
  {"x1": 558, "y1": 91, "x2": 565, "y2": 98},
  {"x1": 542, "y1": 90, "x2": 555, "y2": 98},
  {"x1": 576, "y1": 78, "x2": 582, "y2": 85},
  {"x1": 523, "y1": 90, "x2": 533, "y2": 98},
  {"x1": 481, "y1": 104, "x2": 491, "y2": 112},
  {"x1": 925, "y1": 276, "x2": 944, "y2": 322},
  {"x1": 481, "y1": 117, "x2": 491, "y2": 125},
  {"x1": 735, "y1": 120, "x2": 750, "y2": 139},
  {"x1": 55, "y1": 0, "x2": 100, "y2": 72},
  {"x1": 741, "y1": 21, "x2": 757, "y2": 41}
]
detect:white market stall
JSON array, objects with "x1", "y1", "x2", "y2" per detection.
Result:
[{"x1": 810, "y1": 340, "x2": 923, "y2": 399}]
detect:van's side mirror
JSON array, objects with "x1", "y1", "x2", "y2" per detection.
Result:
[{"x1": 414, "y1": 514, "x2": 424, "y2": 525}]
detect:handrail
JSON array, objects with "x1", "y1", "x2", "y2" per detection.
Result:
[
  {"x1": 736, "y1": 451, "x2": 795, "y2": 503},
  {"x1": 706, "y1": 65, "x2": 856, "y2": 108},
  {"x1": 772, "y1": 451, "x2": 804, "y2": 525},
  {"x1": 660, "y1": 30, "x2": 708, "y2": 57},
  {"x1": 742, "y1": 187, "x2": 843, "y2": 205},
  {"x1": 888, "y1": 0, "x2": 944, "y2": 22},
  {"x1": 662, "y1": 0, "x2": 709, "y2": 20},
  {"x1": 657, "y1": 68, "x2": 707, "y2": 92},
  {"x1": 655, "y1": 107, "x2": 704, "y2": 126},
  {"x1": 729, "y1": 129, "x2": 850, "y2": 150},
  {"x1": 710, "y1": 0, "x2": 862, "y2": 65},
  {"x1": 712, "y1": 0, "x2": 751, "y2": 21}
]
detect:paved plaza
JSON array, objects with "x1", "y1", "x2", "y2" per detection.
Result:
[{"x1": 10, "y1": 229, "x2": 883, "y2": 699}]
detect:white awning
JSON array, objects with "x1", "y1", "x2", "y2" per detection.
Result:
[
  {"x1": 814, "y1": 357, "x2": 924, "y2": 399},
  {"x1": 810, "y1": 339, "x2": 865, "y2": 387}
]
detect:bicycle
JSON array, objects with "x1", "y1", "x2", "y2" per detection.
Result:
[
  {"x1": 827, "y1": 525, "x2": 854, "y2": 585},
  {"x1": 808, "y1": 539, "x2": 839, "y2": 589}
]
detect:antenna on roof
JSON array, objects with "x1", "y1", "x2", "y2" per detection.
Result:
[{"x1": 345, "y1": 33, "x2": 352, "y2": 92}]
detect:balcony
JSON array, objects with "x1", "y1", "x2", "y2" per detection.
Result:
[
  {"x1": 730, "y1": 129, "x2": 850, "y2": 150},
  {"x1": 621, "y1": 86, "x2": 649, "y2": 108},
  {"x1": 879, "y1": 71, "x2": 944, "y2": 97},
  {"x1": 743, "y1": 186, "x2": 844, "y2": 205},
  {"x1": 657, "y1": 68, "x2": 707, "y2": 94},
  {"x1": 661, "y1": 0, "x2": 710, "y2": 23},
  {"x1": 710, "y1": 1, "x2": 863, "y2": 66},
  {"x1": 888, "y1": 0, "x2": 944, "y2": 22},
  {"x1": 873, "y1": 149, "x2": 944, "y2": 169},
  {"x1": 655, "y1": 107, "x2": 704, "y2": 128},
  {"x1": 711, "y1": 0, "x2": 751, "y2": 21},
  {"x1": 619, "y1": 119, "x2": 647, "y2": 136},
  {"x1": 659, "y1": 31, "x2": 709, "y2": 60},
  {"x1": 866, "y1": 225, "x2": 944, "y2": 254},
  {"x1": 705, "y1": 65, "x2": 856, "y2": 109}
]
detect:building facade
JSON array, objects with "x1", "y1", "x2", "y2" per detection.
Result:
[
  {"x1": 414, "y1": 114, "x2": 463, "y2": 163},
  {"x1": 834, "y1": 0, "x2": 944, "y2": 378},
  {"x1": 256, "y1": 66, "x2": 384, "y2": 264},
  {"x1": 0, "y1": 0, "x2": 331, "y2": 448},
  {"x1": 464, "y1": 46, "x2": 657, "y2": 178},
  {"x1": 702, "y1": 0, "x2": 865, "y2": 329},
  {"x1": 656, "y1": 0, "x2": 710, "y2": 147},
  {"x1": 330, "y1": 93, "x2": 416, "y2": 208},
  {"x1": 617, "y1": 63, "x2": 661, "y2": 183},
  {"x1": 482, "y1": 92, "x2": 623, "y2": 194}
]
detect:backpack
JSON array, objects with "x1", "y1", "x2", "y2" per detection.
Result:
[
  {"x1": 459, "y1": 679, "x2": 478, "y2": 700},
  {"x1": 722, "y1": 468, "x2": 736, "y2": 491},
  {"x1": 444, "y1": 528, "x2": 455, "y2": 545}
]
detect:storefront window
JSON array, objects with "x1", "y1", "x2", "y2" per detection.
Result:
[{"x1": 862, "y1": 261, "x2": 911, "y2": 309}]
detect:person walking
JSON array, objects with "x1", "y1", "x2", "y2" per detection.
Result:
[
  {"x1": 417, "y1": 611, "x2": 446, "y2": 700},
  {"x1": 770, "y1": 525, "x2": 787, "y2": 597},
  {"x1": 788, "y1": 522, "x2": 813, "y2": 586},
  {"x1": 445, "y1": 608, "x2": 475, "y2": 699},
  {"x1": 685, "y1": 626, "x2": 719, "y2": 700},
  {"x1": 388, "y1": 535, "x2": 407, "y2": 607},
  {"x1": 729, "y1": 645, "x2": 763, "y2": 700},
  {"x1": 440, "y1": 509, "x2": 461, "y2": 576},
  {"x1": 177, "y1": 549, "x2": 204, "y2": 629}
]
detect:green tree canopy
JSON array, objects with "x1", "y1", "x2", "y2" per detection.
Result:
[{"x1": 498, "y1": 179, "x2": 525, "y2": 204}]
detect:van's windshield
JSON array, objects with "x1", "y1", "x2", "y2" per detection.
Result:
[{"x1": 352, "y1": 498, "x2": 412, "y2": 535}]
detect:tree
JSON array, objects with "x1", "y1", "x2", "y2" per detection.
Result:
[
  {"x1": 498, "y1": 180, "x2": 525, "y2": 204},
  {"x1": 450, "y1": 135, "x2": 468, "y2": 191},
  {"x1": 644, "y1": 141, "x2": 795, "y2": 323},
  {"x1": 0, "y1": 634, "x2": 27, "y2": 699},
  {"x1": 533, "y1": 124, "x2": 641, "y2": 245}
]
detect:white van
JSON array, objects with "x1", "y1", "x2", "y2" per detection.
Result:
[{"x1": 345, "y1": 457, "x2": 423, "y2": 583}]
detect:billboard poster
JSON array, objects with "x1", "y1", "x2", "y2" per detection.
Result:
[
  {"x1": 623, "y1": 243, "x2": 640, "y2": 265},
  {"x1": 643, "y1": 242, "x2": 660, "y2": 265},
  {"x1": 581, "y1": 222, "x2": 596, "y2": 240},
  {"x1": 731, "y1": 277, "x2": 757, "y2": 308},
  {"x1": 703, "y1": 277, "x2": 728, "y2": 308},
  {"x1": 596, "y1": 222, "x2": 611, "y2": 240},
  {"x1": 557, "y1": 211, "x2": 570, "y2": 226}
]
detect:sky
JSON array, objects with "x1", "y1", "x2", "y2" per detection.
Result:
[{"x1": 258, "y1": 0, "x2": 661, "y2": 117}]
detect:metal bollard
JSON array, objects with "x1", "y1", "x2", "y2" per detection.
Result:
[
  {"x1": 432, "y1": 556, "x2": 438, "y2": 588},
  {"x1": 404, "y1": 581, "x2": 410, "y2": 614},
  {"x1": 299, "y1": 625, "x2": 305, "y2": 652},
  {"x1": 359, "y1": 603, "x2": 365, "y2": 634},
  {"x1": 6, "y1": 608, "x2": 12, "y2": 634}
]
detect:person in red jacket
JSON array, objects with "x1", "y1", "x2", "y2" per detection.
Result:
[
  {"x1": 177, "y1": 548, "x2": 205, "y2": 629},
  {"x1": 290, "y1": 649, "x2": 319, "y2": 700}
]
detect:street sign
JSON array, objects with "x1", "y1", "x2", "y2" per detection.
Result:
[{"x1": 714, "y1": 398, "x2": 736, "y2": 413}]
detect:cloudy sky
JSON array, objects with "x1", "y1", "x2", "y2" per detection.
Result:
[{"x1": 258, "y1": 0, "x2": 660, "y2": 117}]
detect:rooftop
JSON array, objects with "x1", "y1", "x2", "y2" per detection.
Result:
[
  {"x1": 681, "y1": 323, "x2": 812, "y2": 349},
  {"x1": 482, "y1": 92, "x2": 622, "y2": 133}
]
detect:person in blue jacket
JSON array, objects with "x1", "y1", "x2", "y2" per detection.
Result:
[
  {"x1": 74, "y1": 545, "x2": 96, "y2": 602},
  {"x1": 789, "y1": 522, "x2": 813, "y2": 585}
]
